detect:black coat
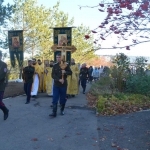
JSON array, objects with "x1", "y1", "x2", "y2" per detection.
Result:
[
  {"x1": 22, "y1": 66, "x2": 35, "y2": 83},
  {"x1": 52, "y1": 62, "x2": 72, "y2": 87},
  {"x1": 0, "y1": 60, "x2": 7, "y2": 91},
  {"x1": 80, "y1": 67, "x2": 89, "y2": 79}
]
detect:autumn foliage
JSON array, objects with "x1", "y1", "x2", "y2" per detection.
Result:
[
  {"x1": 82, "y1": 0, "x2": 150, "y2": 50},
  {"x1": 86, "y1": 56, "x2": 113, "y2": 67}
]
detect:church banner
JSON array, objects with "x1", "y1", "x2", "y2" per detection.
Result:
[
  {"x1": 53, "y1": 27, "x2": 72, "y2": 64},
  {"x1": 8, "y1": 30, "x2": 24, "y2": 67},
  {"x1": 53, "y1": 27, "x2": 72, "y2": 46}
]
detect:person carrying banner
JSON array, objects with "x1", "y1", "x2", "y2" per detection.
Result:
[
  {"x1": 31, "y1": 58, "x2": 40, "y2": 97},
  {"x1": 67, "y1": 58, "x2": 79, "y2": 97},
  {"x1": 0, "y1": 51, "x2": 9, "y2": 120},
  {"x1": 49, "y1": 53, "x2": 72, "y2": 117}
]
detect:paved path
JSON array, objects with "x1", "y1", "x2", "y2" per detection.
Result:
[
  {"x1": 0, "y1": 85, "x2": 99, "y2": 150},
  {"x1": 1, "y1": 83, "x2": 150, "y2": 150},
  {"x1": 97, "y1": 110, "x2": 150, "y2": 150}
]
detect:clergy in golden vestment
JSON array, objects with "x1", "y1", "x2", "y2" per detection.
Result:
[
  {"x1": 45, "y1": 60, "x2": 54, "y2": 96},
  {"x1": 37, "y1": 59, "x2": 45, "y2": 92},
  {"x1": 31, "y1": 58, "x2": 41, "y2": 97},
  {"x1": 67, "y1": 58, "x2": 80, "y2": 97}
]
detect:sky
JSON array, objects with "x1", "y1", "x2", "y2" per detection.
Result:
[{"x1": 3, "y1": 0, "x2": 150, "y2": 58}]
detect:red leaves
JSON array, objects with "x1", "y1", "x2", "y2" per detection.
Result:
[
  {"x1": 114, "y1": 31, "x2": 120, "y2": 34},
  {"x1": 99, "y1": 25, "x2": 104, "y2": 28},
  {"x1": 120, "y1": 3, "x2": 127, "y2": 8},
  {"x1": 31, "y1": 138, "x2": 38, "y2": 141},
  {"x1": 140, "y1": 1, "x2": 149, "y2": 11},
  {"x1": 107, "y1": 7, "x2": 113, "y2": 14},
  {"x1": 127, "y1": 5, "x2": 133, "y2": 10},
  {"x1": 91, "y1": 30, "x2": 97, "y2": 33},
  {"x1": 98, "y1": 9, "x2": 104, "y2": 12},
  {"x1": 104, "y1": 20, "x2": 108, "y2": 24},
  {"x1": 126, "y1": 46, "x2": 130, "y2": 50},
  {"x1": 100, "y1": 37, "x2": 105, "y2": 40},
  {"x1": 99, "y1": 4, "x2": 104, "y2": 7},
  {"x1": 85, "y1": 35, "x2": 90, "y2": 39},
  {"x1": 133, "y1": 10, "x2": 146, "y2": 18},
  {"x1": 132, "y1": 39, "x2": 137, "y2": 43}
]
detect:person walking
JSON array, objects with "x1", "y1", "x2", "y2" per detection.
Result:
[
  {"x1": 0, "y1": 51, "x2": 9, "y2": 120},
  {"x1": 92, "y1": 67, "x2": 99, "y2": 82},
  {"x1": 67, "y1": 58, "x2": 80, "y2": 98},
  {"x1": 79, "y1": 63, "x2": 89, "y2": 94},
  {"x1": 22, "y1": 60, "x2": 35, "y2": 104},
  {"x1": 88, "y1": 66, "x2": 93, "y2": 83},
  {"x1": 49, "y1": 53, "x2": 72, "y2": 117}
]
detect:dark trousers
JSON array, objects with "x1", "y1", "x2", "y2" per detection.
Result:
[
  {"x1": 0, "y1": 91, "x2": 5, "y2": 107},
  {"x1": 24, "y1": 83, "x2": 32, "y2": 102},
  {"x1": 81, "y1": 78, "x2": 87, "y2": 92},
  {"x1": 53, "y1": 86, "x2": 67, "y2": 105}
]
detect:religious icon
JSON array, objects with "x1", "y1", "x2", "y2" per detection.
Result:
[
  {"x1": 58, "y1": 34, "x2": 68, "y2": 46},
  {"x1": 44, "y1": 60, "x2": 49, "y2": 65},
  {"x1": 12, "y1": 36, "x2": 20, "y2": 48}
]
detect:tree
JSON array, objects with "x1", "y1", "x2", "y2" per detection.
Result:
[
  {"x1": 72, "y1": 24, "x2": 97, "y2": 63},
  {"x1": 0, "y1": 0, "x2": 13, "y2": 26},
  {"x1": 134, "y1": 56, "x2": 147, "y2": 74},
  {"x1": 80, "y1": 0, "x2": 150, "y2": 50},
  {"x1": 0, "y1": 0, "x2": 14, "y2": 49},
  {"x1": 111, "y1": 53, "x2": 130, "y2": 91},
  {"x1": 4, "y1": 0, "x2": 96, "y2": 65}
]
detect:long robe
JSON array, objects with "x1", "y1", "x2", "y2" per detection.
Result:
[
  {"x1": 38, "y1": 63, "x2": 45, "y2": 92},
  {"x1": 31, "y1": 63, "x2": 40, "y2": 96},
  {"x1": 45, "y1": 67, "x2": 53, "y2": 95},
  {"x1": 67, "y1": 64, "x2": 80, "y2": 95}
]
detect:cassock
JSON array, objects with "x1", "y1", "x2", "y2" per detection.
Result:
[
  {"x1": 67, "y1": 64, "x2": 80, "y2": 95},
  {"x1": 31, "y1": 63, "x2": 41, "y2": 96},
  {"x1": 38, "y1": 63, "x2": 45, "y2": 92},
  {"x1": 45, "y1": 66, "x2": 53, "y2": 96}
]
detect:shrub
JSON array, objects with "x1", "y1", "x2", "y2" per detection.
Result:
[{"x1": 126, "y1": 74, "x2": 150, "y2": 95}]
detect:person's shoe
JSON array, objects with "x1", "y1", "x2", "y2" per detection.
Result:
[
  {"x1": 3, "y1": 107, "x2": 9, "y2": 120},
  {"x1": 83, "y1": 92, "x2": 85, "y2": 94},
  {"x1": 0, "y1": 106, "x2": 9, "y2": 120},
  {"x1": 60, "y1": 104, "x2": 65, "y2": 115},
  {"x1": 25, "y1": 101, "x2": 30, "y2": 104},
  {"x1": 49, "y1": 112, "x2": 57, "y2": 117},
  {"x1": 72, "y1": 95, "x2": 75, "y2": 97},
  {"x1": 49, "y1": 104, "x2": 57, "y2": 117}
]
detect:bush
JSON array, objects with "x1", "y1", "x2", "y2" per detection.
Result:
[{"x1": 126, "y1": 74, "x2": 150, "y2": 95}]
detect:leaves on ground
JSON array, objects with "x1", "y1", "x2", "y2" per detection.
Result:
[
  {"x1": 87, "y1": 92, "x2": 150, "y2": 116},
  {"x1": 31, "y1": 138, "x2": 38, "y2": 141}
]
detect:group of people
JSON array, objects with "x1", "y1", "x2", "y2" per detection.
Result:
[
  {"x1": 22, "y1": 54, "x2": 90, "y2": 117},
  {"x1": 0, "y1": 51, "x2": 91, "y2": 120},
  {"x1": 0, "y1": 50, "x2": 104, "y2": 120},
  {"x1": 82, "y1": 65, "x2": 104, "y2": 83}
]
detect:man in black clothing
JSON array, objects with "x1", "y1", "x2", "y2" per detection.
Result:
[
  {"x1": 49, "y1": 53, "x2": 72, "y2": 117},
  {"x1": 79, "y1": 63, "x2": 89, "y2": 94},
  {"x1": 0, "y1": 51, "x2": 9, "y2": 120},
  {"x1": 88, "y1": 66, "x2": 93, "y2": 83},
  {"x1": 22, "y1": 60, "x2": 35, "y2": 104}
]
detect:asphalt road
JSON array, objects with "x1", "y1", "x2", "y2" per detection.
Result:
[
  {"x1": 0, "y1": 84, "x2": 150, "y2": 150},
  {"x1": 0, "y1": 85, "x2": 99, "y2": 150}
]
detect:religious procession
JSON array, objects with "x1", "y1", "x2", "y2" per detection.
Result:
[{"x1": 0, "y1": 27, "x2": 104, "y2": 121}]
